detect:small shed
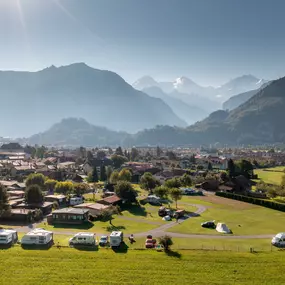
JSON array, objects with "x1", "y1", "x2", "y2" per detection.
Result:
[
  {"x1": 44, "y1": 194, "x2": 67, "y2": 207},
  {"x1": 97, "y1": 195, "x2": 122, "y2": 206}
]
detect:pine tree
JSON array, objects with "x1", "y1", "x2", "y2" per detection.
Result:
[
  {"x1": 0, "y1": 184, "x2": 11, "y2": 217},
  {"x1": 100, "y1": 165, "x2": 107, "y2": 181},
  {"x1": 92, "y1": 166, "x2": 99, "y2": 182}
]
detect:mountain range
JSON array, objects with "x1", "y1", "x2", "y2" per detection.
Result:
[
  {"x1": 0, "y1": 63, "x2": 186, "y2": 137},
  {"x1": 26, "y1": 76, "x2": 285, "y2": 147},
  {"x1": 133, "y1": 75, "x2": 267, "y2": 102}
]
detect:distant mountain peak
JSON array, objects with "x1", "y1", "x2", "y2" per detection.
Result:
[{"x1": 133, "y1": 76, "x2": 158, "y2": 90}]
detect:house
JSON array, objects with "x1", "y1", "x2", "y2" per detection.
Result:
[
  {"x1": 0, "y1": 180, "x2": 25, "y2": 190},
  {"x1": 10, "y1": 165, "x2": 35, "y2": 177},
  {"x1": 44, "y1": 195, "x2": 67, "y2": 207},
  {"x1": 7, "y1": 190, "x2": 25, "y2": 199},
  {"x1": 83, "y1": 158, "x2": 113, "y2": 175},
  {"x1": 57, "y1": 161, "x2": 76, "y2": 170},
  {"x1": 15, "y1": 202, "x2": 53, "y2": 215},
  {"x1": 97, "y1": 195, "x2": 122, "y2": 206},
  {"x1": 198, "y1": 180, "x2": 220, "y2": 191},
  {"x1": 3, "y1": 209, "x2": 36, "y2": 222},
  {"x1": 48, "y1": 208, "x2": 89, "y2": 225},
  {"x1": 73, "y1": 203, "x2": 110, "y2": 216}
]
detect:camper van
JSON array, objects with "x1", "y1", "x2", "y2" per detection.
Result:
[
  {"x1": 272, "y1": 233, "x2": 285, "y2": 248},
  {"x1": 69, "y1": 196, "x2": 84, "y2": 206},
  {"x1": 21, "y1": 228, "x2": 53, "y2": 246},
  {"x1": 0, "y1": 229, "x2": 18, "y2": 245},
  {"x1": 69, "y1": 232, "x2": 96, "y2": 246},
  {"x1": 110, "y1": 231, "x2": 123, "y2": 248}
]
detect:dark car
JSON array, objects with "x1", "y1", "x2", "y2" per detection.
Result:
[{"x1": 201, "y1": 221, "x2": 216, "y2": 229}]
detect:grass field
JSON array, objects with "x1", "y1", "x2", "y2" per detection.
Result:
[
  {"x1": 254, "y1": 167, "x2": 285, "y2": 185},
  {"x1": 1, "y1": 247, "x2": 285, "y2": 284},
  {"x1": 169, "y1": 195, "x2": 285, "y2": 235}
]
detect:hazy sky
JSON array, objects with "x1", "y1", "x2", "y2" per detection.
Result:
[{"x1": 1, "y1": 0, "x2": 285, "y2": 86}]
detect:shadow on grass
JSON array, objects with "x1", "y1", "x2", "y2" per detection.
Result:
[
  {"x1": 186, "y1": 212, "x2": 201, "y2": 218},
  {"x1": 21, "y1": 241, "x2": 54, "y2": 250},
  {"x1": 165, "y1": 249, "x2": 182, "y2": 259},
  {"x1": 112, "y1": 242, "x2": 129, "y2": 254},
  {"x1": 72, "y1": 245, "x2": 99, "y2": 252},
  {"x1": 106, "y1": 225, "x2": 126, "y2": 232},
  {"x1": 121, "y1": 205, "x2": 147, "y2": 217},
  {"x1": 52, "y1": 221, "x2": 94, "y2": 230}
]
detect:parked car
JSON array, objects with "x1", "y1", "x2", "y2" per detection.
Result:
[
  {"x1": 272, "y1": 233, "x2": 285, "y2": 248},
  {"x1": 201, "y1": 221, "x2": 216, "y2": 229},
  {"x1": 69, "y1": 232, "x2": 96, "y2": 246},
  {"x1": 99, "y1": 235, "x2": 109, "y2": 246}
]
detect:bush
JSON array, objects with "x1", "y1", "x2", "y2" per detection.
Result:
[
  {"x1": 159, "y1": 235, "x2": 173, "y2": 251},
  {"x1": 216, "y1": 191, "x2": 285, "y2": 212},
  {"x1": 34, "y1": 209, "x2": 43, "y2": 222}
]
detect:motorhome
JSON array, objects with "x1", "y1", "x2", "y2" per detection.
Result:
[
  {"x1": 272, "y1": 233, "x2": 285, "y2": 248},
  {"x1": 21, "y1": 228, "x2": 53, "y2": 246},
  {"x1": 69, "y1": 196, "x2": 84, "y2": 206},
  {"x1": 110, "y1": 231, "x2": 123, "y2": 247},
  {"x1": 69, "y1": 232, "x2": 96, "y2": 246},
  {"x1": 0, "y1": 229, "x2": 18, "y2": 245}
]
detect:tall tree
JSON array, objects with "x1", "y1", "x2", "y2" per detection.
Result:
[
  {"x1": 140, "y1": 172, "x2": 160, "y2": 191},
  {"x1": 180, "y1": 174, "x2": 192, "y2": 187},
  {"x1": 100, "y1": 165, "x2": 107, "y2": 181},
  {"x1": 0, "y1": 184, "x2": 11, "y2": 217},
  {"x1": 130, "y1": 147, "x2": 140, "y2": 161},
  {"x1": 156, "y1": 146, "x2": 163, "y2": 157},
  {"x1": 154, "y1": 185, "x2": 169, "y2": 199},
  {"x1": 86, "y1": 150, "x2": 94, "y2": 161},
  {"x1": 115, "y1": 146, "x2": 123, "y2": 156},
  {"x1": 207, "y1": 162, "x2": 213, "y2": 171},
  {"x1": 227, "y1": 159, "x2": 235, "y2": 178},
  {"x1": 74, "y1": 183, "x2": 89, "y2": 196},
  {"x1": 97, "y1": 151, "x2": 106, "y2": 160},
  {"x1": 44, "y1": 179, "x2": 57, "y2": 193},
  {"x1": 55, "y1": 181, "x2": 74, "y2": 195},
  {"x1": 165, "y1": 178, "x2": 182, "y2": 189},
  {"x1": 110, "y1": 170, "x2": 119, "y2": 184},
  {"x1": 106, "y1": 166, "x2": 113, "y2": 182},
  {"x1": 26, "y1": 173, "x2": 46, "y2": 190},
  {"x1": 100, "y1": 205, "x2": 119, "y2": 225},
  {"x1": 91, "y1": 166, "x2": 99, "y2": 182},
  {"x1": 25, "y1": 185, "x2": 43, "y2": 204},
  {"x1": 111, "y1": 154, "x2": 127, "y2": 169},
  {"x1": 115, "y1": 181, "x2": 137, "y2": 203},
  {"x1": 169, "y1": 188, "x2": 182, "y2": 209},
  {"x1": 118, "y1": 168, "x2": 132, "y2": 182}
]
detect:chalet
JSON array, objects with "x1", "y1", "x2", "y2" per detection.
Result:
[
  {"x1": 10, "y1": 165, "x2": 35, "y2": 176},
  {"x1": 3, "y1": 209, "x2": 36, "y2": 222},
  {"x1": 97, "y1": 195, "x2": 122, "y2": 206},
  {"x1": 14, "y1": 202, "x2": 53, "y2": 215},
  {"x1": 83, "y1": 158, "x2": 113, "y2": 175},
  {"x1": 73, "y1": 203, "x2": 110, "y2": 216},
  {"x1": 57, "y1": 161, "x2": 76, "y2": 170},
  {"x1": 8, "y1": 190, "x2": 25, "y2": 199},
  {"x1": 0, "y1": 181, "x2": 25, "y2": 190},
  {"x1": 44, "y1": 195, "x2": 67, "y2": 207},
  {"x1": 48, "y1": 208, "x2": 89, "y2": 225}
]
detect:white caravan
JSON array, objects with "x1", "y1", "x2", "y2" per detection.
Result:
[
  {"x1": 0, "y1": 229, "x2": 18, "y2": 245},
  {"x1": 69, "y1": 232, "x2": 96, "y2": 246},
  {"x1": 21, "y1": 228, "x2": 53, "y2": 246},
  {"x1": 272, "y1": 233, "x2": 285, "y2": 248},
  {"x1": 110, "y1": 231, "x2": 123, "y2": 247},
  {"x1": 70, "y1": 197, "x2": 84, "y2": 206},
  {"x1": 216, "y1": 223, "x2": 231, "y2": 234}
]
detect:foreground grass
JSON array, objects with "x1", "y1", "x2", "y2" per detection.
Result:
[{"x1": 1, "y1": 247, "x2": 285, "y2": 284}]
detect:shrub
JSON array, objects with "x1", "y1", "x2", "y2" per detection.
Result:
[
  {"x1": 159, "y1": 235, "x2": 173, "y2": 251},
  {"x1": 216, "y1": 191, "x2": 285, "y2": 212}
]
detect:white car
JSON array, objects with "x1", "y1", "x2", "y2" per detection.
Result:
[{"x1": 99, "y1": 235, "x2": 109, "y2": 246}]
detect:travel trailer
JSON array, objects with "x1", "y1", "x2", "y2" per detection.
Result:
[
  {"x1": 110, "y1": 231, "x2": 123, "y2": 248},
  {"x1": 272, "y1": 233, "x2": 285, "y2": 248},
  {"x1": 69, "y1": 196, "x2": 84, "y2": 206},
  {"x1": 69, "y1": 232, "x2": 96, "y2": 246},
  {"x1": 0, "y1": 229, "x2": 18, "y2": 245},
  {"x1": 21, "y1": 228, "x2": 53, "y2": 246}
]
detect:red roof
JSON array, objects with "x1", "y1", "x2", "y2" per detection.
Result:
[{"x1": 102, "y1": 195, "x2": 121, "y2": 204}]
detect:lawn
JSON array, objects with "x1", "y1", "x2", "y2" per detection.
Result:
[
  {"x1": 169, "y1": 195, "x2": 285, "y2": 235},
  {"x1": 255, "y1": 167, "x2": 285, "y2": 185},
  {"x1": 1, "y1": 247, "x2": 285, "y2": 284},
  {"x1": 37, "y1": 214, "x2": 159, "y2": 235}
]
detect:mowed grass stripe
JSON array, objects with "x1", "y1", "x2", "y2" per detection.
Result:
[{"x1": 1, "y1": 248, "x2": 285, "y2": 284}]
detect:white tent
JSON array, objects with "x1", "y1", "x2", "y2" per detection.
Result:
[{"x1": 216, "y1": 223, "x2": 231, "y2": 234}]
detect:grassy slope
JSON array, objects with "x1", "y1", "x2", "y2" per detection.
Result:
[
  {"x1": 169, "y1": 196, "x2": 285, "y2": 235},
  {"x1": 254, "y1": 167, "x2": 285, "y2": 185},
  {"x1": 1, "y1": 248, "x2": 285, "y2": 284}
]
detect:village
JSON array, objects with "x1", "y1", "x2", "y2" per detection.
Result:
[{"x1": 1, "y1": 142, "x2": 285, "y2": 252}]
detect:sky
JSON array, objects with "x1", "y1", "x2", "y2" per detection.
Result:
[{"x1": 1, "y1": 0, "x2": 285, "y2": 86}]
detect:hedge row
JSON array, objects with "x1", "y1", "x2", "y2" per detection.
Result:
[{"x1": 216, "y1": 191, "x2": 285, "y2": 212}]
